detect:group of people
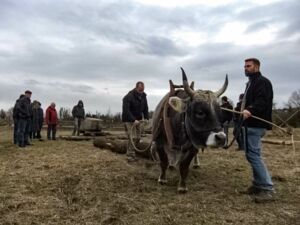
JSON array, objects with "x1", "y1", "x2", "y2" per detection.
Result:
[
  {"x1": 122, "y1": 58, "x2": 275, "y2": 202},
  {"x1": 13, "y1": 91, "x2": 86, "y2": 148},
  {"x1": 12, "y1": 57, "x2": 274, "y2": 202}
]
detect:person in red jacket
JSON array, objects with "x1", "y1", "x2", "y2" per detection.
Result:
[{"x1": 45, "y1": 102, "x2": 58, "y2": 140}]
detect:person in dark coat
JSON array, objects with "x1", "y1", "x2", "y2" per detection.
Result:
[
  {"x1": 233, "y1": 93, "x2": 244, "y2": 150},
  {"x1": 72, "y1": 100, "x2": 85, "y2": 136},
  {"x1": 12, "y1": 94, "x2": 25, "y2": 144},
  {"x1": 45, "y1": 102, "x2": 58, "y2": 140},
  {"x1": 122, "y1": 81, "x2": 149, "y2": 162},
  {"x1": 37, "y1": 102, "x2": 44, "y2": 139},
  {"x1": 31, "y1": 100, "x2": 38, "y2": 139},
  {"x1": 220, "y1": 96, "x2": 233, "y2": 146},
  {"x1": 241, "y1": 58, "x2": 274, "y2": 202},
  {"x1": 16, "y1": 90, "x2": 32, "y2": 147},
  {"x1": 31, "y1": 100, "x2": 43, "y2": 139}
]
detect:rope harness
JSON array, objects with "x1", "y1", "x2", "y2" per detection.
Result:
[{"x1": 128, "y1": 119, "x2": 161, "y2": 161}]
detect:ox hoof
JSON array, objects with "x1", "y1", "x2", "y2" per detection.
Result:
[
  {"x1": 192, "y1": 164, "x2": 200, "y2": 169},
  {"x1": 158, "y1": 178, "x2": 167, "y2": 185},
  {"x1": 177, "y1": 187, "x2": 188, "y2": 194}
]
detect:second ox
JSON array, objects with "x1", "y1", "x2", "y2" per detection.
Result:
[{"x1": 151, "y1": 68, "x2": 228, "y2": 193}]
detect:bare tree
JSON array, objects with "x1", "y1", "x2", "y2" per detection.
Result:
[
  {"x1": 59, "y1": 107, "x2": 72, "y2": 120},
  {"x1": 0, "y1": 109, "x2": 6, "y2": 119},
  {"x1": 287, "y1": 89, "x2": 300, "y2": 109}
]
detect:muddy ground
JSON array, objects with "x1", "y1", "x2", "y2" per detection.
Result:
[{"x1": 0, "y1": 127, "x2": 299, "y2": 225}]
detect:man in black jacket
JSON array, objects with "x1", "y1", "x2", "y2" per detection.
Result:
[
  {"x1": 16, "y1": 90, "x2": 32, "y2": 147},
  {"x1": 122, "y1": 81, "x2": 149, "y2": 162},
  {"x1": 72, "y1": 100, "x2": 85, "y2": 136},
  {"x1": 241, "y1": 58, "x2": 274, "y2": 202},
  {"x1": 12, "y1": 94, "x2": 25, "y2": 144}
]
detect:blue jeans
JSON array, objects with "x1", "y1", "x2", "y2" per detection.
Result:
[{"x1": 244, "y1": 127, "x2": 273, "y2": 191}]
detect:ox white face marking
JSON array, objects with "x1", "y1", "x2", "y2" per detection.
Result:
[{"x1": 206, "y1": 131, "x2": 226, "y2": 147}]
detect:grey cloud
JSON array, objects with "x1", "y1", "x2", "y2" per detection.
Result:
[
  {"x1": 237, "y1": 1, "x2": 300, "y2": 39},
  {"x1": 0, "y1": 0, "x2": 299, "y2": 113},
  {"x1": 245, "y1": 21, "x2": 269, "y2": 33},
  {"x1": 135, "y1": 36, "x2": 186, "y2": 56},
  {"x1": 45, "y1": 82, "x2": 95, "y2": 94},
  {"x1": 24, "y1": 79, "x2": 40, "y2": 86}
]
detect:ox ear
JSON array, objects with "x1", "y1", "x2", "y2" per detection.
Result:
[{"x1": 168, "y1": 96, "x2": 186, "y2": 113}]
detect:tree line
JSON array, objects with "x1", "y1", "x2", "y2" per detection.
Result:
[{"x1": 1, "y1": 89, "x2": 300, "y2": 127}]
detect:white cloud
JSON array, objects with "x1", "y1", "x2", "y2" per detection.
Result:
[
  {"x1": 214, "y1": 22, "x2": 277, "y2": 45},
  {"x1": 171, "y1": 30, "x2": 208, "y2": 47}
]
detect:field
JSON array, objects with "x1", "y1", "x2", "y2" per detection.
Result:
[{"x1": 0, "y1": 126, "x2": 300, "y2": 225}]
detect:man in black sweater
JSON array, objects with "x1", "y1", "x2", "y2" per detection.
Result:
[
  {"x1": 241, "y1": 58, "x2": 274, "y2": 203},
  {"x1": 220, "y1": 96, "x2": 233, "y2": 146},
  {"x1": 122, "y1": 81, "x2": 149, "y2": 162}
]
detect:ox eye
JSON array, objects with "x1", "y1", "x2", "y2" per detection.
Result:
[{"x1": 195, "y1": 110, "x2": 205, "y2": 119}]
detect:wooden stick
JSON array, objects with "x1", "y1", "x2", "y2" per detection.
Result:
[
  {"x1": 221, "y1": 107, "x2": 290, "y2": 135},
  {"x1": 221, "y1": 107, "x2": 298, "y2": 165}
]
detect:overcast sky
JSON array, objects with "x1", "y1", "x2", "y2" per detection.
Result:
[{"x1": 0, "y1": 0, "x2": 299, "y2": 115}]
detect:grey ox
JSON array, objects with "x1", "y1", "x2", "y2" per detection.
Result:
[{"x1": 151, "y1": 68, "x2": 228, "y2": 193}]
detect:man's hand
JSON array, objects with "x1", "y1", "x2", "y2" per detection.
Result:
[{"x1": 242, "y1": 109, "x2": 252, "y2": 120}]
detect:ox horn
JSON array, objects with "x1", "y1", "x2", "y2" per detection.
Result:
[
  {"x1": 181, "y1": 67, "x2": 195, "y2": 97},
  {"x1": 214, "y1": 74, "x2": 228, "y2": 98}
]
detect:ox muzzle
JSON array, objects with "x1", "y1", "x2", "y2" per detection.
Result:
[{"x1": 205, "y1": 131, "x2": 226, "y2": 147}]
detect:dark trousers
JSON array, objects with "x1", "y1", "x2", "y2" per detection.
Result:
[
  {"x1": 47, "y1": 124, "x2": 57, "y2": 140},
  {"x1": 27, "y1": 119, "x2": 32, "y2": 140},
  {"x1": 36, "y1": 122, "x2": 43, "y2": 139},
  {"x1": 233, "y1": 121, "x2": 244, "y2": 150},
  {"x1": 13, "y1": 118, "x2": 18, "y2": 144},
  {"x1": 36, "y1": 130, "x2": 42, "y2": 139},
  {"x1": 17, "y1": 118, "x2": 27, "y2": 147}
]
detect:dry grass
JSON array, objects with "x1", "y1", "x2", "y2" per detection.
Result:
[{"x1": 0, "y1": 126, "x2": 300, "y2": 225}]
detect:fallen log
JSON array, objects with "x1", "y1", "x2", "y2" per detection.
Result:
[
  {"x1": 93, "y1": 137, "x2": 153, "y2": 159},
  {"x1": 262, "y1": 138, "x2": 292, "y2": 145},
  {"x1": 59, "y1": 135, "x2": 94, "y2": 141}
]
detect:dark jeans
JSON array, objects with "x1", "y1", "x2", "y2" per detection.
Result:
[
  {"x1": 17, "y1": 118, "x2": 27, "y2": 146},
  {"x1": 27, "y1": 119, "x2": 32, "y2": 140},
  {"x1": 47, "y1": 124, "x2": 57, "y2": 140}
]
